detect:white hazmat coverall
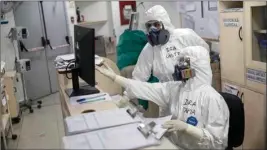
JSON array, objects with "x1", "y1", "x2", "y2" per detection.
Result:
[
  {"x1": 132, "y1": 5, "x2": 211, "y2": 117},
  {"x1": 96, "y1": 46, "x2": 229, "y2": 149},
  {"x1": 133, "y1": 5, "x2": 210, "y2": 83}
]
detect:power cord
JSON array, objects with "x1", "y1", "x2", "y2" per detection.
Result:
[{"x1": 65, "y1": 60, "x2": 75, "y2": 79}]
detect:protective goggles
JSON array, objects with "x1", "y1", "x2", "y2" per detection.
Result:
[
  {"x1": 172, "y1": 57, "x2": 196, "y2": 82},
  {"x1": 145, "y1": 20, "x2": 162, "y2": 32}
]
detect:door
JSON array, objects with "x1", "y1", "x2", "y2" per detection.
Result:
[
  {"x1": 14, "y1": 2, "x2": 71, "y2": 100},
  {"x1": 242, "y1": 88, "x2": 266, "y2": 149},
  {"x1": 244, "y1": 2, "x2": 266, "y2": 70},
  {"x1": 219, "y1": 11, "x2": 245, "y2": 86},
  {"x1": 41, "y1": 1, "x2": 71, "y2": 93},
  {"x1": 14, "y1": 2, "x2": 51, "y2": 100},
  {"x1": 244, "y1": 2, "x2": 266, "y2": 94}
]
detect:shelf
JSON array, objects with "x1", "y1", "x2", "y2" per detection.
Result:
[
  {"x1": 254, "y1": 30, "x2": 267, "y2": 34},
  {"x1": 219, "y1": 1, "x2": 243, "y2": 12},
  {"x1": 78, "y1": 20, "x2": 107, "y2": 26}
]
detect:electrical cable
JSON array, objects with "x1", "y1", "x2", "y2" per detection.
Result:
[{"x1": 65, "y1": 60, "x2": 75, "y2": 79}]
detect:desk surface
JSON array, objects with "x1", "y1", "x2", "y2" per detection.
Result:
[
  {"x1": 56, "y1": 57, "x2": 178, "y2": 149},
  {"x1": 57, "y1": 72, "x2": 117, "y2": 116}
]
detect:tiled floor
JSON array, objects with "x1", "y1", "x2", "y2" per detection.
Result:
[{"x1": 7, "y1": 92, "x2": 65, "y2": 149}]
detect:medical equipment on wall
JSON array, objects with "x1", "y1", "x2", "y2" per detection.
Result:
[
  {"x1": 129, "y1": 12, "x2": 139, "y2": 31},
  {"x1": 7, "y1": 27, "x2": 29, "y2": 41},
  {"x1": 1, "y1": 1, "x2": 22, "y2": 24},
  {"x1": 16, "y1": 59, "x2": 31, "y2": 73}
]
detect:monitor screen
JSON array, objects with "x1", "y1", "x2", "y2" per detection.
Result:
[{"x1": 74, "y1": 25, "x2": 95, "y2": 87}]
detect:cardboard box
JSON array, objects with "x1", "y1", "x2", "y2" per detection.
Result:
[
  {"x1": 211, "y1": 62, "x2": 220, "y2": 73},
  {"x1": 211, "y1": 62, "x2": 221, "y2": 92},
  {"x1": 212, "y1": 72, "x2": 222, "y2": 92}
]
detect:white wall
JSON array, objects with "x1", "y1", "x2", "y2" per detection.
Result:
[
  {"x1": 75, "y1": 1, "x2": 113, "y2": 37},
  {"x1": 178, "y1": 2, "x2": 219, "y2": 39},
  {"x1": 111, "y1": 1, "x2": 182, "y2": 44},
  {"x1": 137, "y1": 2, "x2": 181, "y2": 29},
  {"x1": 1, "y1": 12, "x2": 19, "y2": 70},
  {"x1": 1, "y1": 11, "x2": 24, "y2": 102},
  {"x1": 64, "y1": 1, "x2": 77, "y2": 51},
  {"x1": 111, "y1": 1, "x2": 129, "y2": 44}
]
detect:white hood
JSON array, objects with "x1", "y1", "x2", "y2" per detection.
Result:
[
  {"x1": 145, "y1": 5, "x2": 175, "y2": 33},
  {"x1": 179, "y1": 46, "x2": 212, "y2": 91}
]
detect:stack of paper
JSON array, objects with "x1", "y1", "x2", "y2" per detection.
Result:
[
  {"x1": 95, "y1": 55, "x2": 104, "y2": 65},
  {"x1": 63, "y1": 123, "x2": 160, "y2": 149},
  {"x1": 65, "y1": 108, "x2": 142, "y2": 135},
  {"x1": 54, "y1": 54, "x2": 103, "y2": 69}
]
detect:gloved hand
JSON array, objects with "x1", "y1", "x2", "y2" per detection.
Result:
[
  {"x1": 162, "y1": 120, "x2": 188, "y2": 132},
  {"x1": 115, "y1": 95, "x2": 130, "y2": 108},
  {"x1": 162, "y1": 120, "x2": 204, "y2": 140},
  {"x1": 95, "y1": 66, "x2": 116, "y2": 80}
]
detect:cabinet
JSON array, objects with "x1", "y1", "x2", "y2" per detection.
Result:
[
  {"x1": 244, "y1": 1, "x2": 266, "y2": 70},
  {"x1": 222, "y1": 79, "x2": 266, "y2": 149},
  {"x1": 1, "y1": 74, "x2": 17, "y2": 149},
  {"x1": 244, "y1": 2, "x2": 266, "y2": 94},
  {"x1": 241, "y1": 88, "x2": 266, "y2": 149},
  {"x1": 222, "y1": 80, "x2": 266, "y2": 149},
  {"x1": 219, "y1": 10, "x2": 245, "y2": 85},
  {"x1": 219, "y1": 1, "x2": 266, "y2": 149},
  {"x1": 3, "y1": 71, "x2": 19, "y2": 119}
]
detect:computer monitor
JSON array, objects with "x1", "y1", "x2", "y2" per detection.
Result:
[{"x1": 65, "y1": 25, "x2": 100, "y2": 97}]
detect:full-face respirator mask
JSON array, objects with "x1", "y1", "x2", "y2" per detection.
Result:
[
  {"x1": 145, "y1": 20, "x2": 170, "y2": 47},
  {"x1": 172, "y1": 57, "x2": 196, "y2": 82}
]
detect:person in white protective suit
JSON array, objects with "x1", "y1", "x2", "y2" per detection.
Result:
[
  {"x1": 133, "y1": 5, "x2": 210, "y2": 83},
  {"x1": 131, "y1": 5, "x2": 210, "y2": 116},
  {"x1": 96, "y1": 46, "x2": 230, "y2": 149}
]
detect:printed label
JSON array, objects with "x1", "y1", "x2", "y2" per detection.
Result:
[
  {"x1": 223, "y1": 18, "x2": 239, "y2": 27},
  {"x1": 246, "y1": 68, "x2": 266, "y2": 84},
  {"x1": 186, "y1": 116, "x2": 198, "y2": 126},
  {"x1": 223, "y1": 83, "x2": 239, "y2": 95}
]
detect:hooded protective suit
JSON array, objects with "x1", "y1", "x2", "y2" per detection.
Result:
[
  {"x1": 96, "y1": 46, "x2": 229, "y2": 149},
  {"x1": 132, "y1": 5, "x2": 210, "y2": 83}
]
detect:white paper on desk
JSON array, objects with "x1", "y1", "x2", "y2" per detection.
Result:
[
  {"x1": 63, "y1": 123, "x2": 160, "y2": 149},
  {"x1": 143, "y1": 115, "x2": 173, "y2": 140},
  {"x1": 65, "y1": 108, "x2": 142, "y2": 135},
  {"x1": 55, "y1": 53, "x2": 75, "y2": 61},
  {"x1": 55, "y1": 54, "x2": 103, "y2": 69},
  {"x1": 95, "y1": 55, "x2": 104, "y2": 65},
  {"x1": 69, "y1": 93, "x2": 111, "y2": 105}
]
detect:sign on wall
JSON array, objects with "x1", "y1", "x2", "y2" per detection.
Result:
[
  {"x1": 119, "y1": 1, "x2": 136, "y2": 25},
  {"x1": 223, "y1": 18, "x2": 240, "y2": 27},
  {"x1": 246, "y1": 68, "x2": 266, "y2": 84}
]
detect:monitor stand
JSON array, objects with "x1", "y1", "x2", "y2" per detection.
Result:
[{"x1": 65, "y1": 68, "x2": 100, "y2": 97}]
